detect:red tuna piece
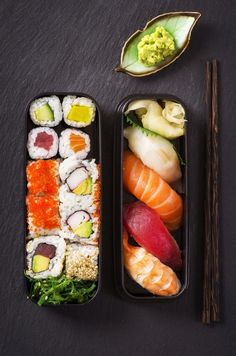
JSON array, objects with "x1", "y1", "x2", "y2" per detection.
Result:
[
  {"x1": 35, "y1": 243, "x2": 56, "y2": 259},
  {"x1": 123, "y1": 201, "x2": 182, "y2": 271},
  {"x1": 34, "y1": 132, "x2": 53, "y2": 150}
]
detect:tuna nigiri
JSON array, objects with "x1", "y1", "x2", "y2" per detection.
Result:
[
  {"x1": 123, "y1": 229, "x2": 181, "y2": 296},
  {"x1": 123, "y1": 151, "x2": 183, "y2": 230},
  {"x1": 123, "y1": 202, "x2": 182, "y2": 270}
]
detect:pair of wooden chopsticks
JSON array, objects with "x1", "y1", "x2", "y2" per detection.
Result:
[{"x1": 202, "y1": 60, "x2": 220, "y2": 324}]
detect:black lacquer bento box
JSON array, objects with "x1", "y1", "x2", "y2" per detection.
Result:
[
  {"x1": 113, "y1": 94, "x2": 189, "y2": 301},
  {"x1": 24, "y1": 92, "x2": 102, "y2": 306}
]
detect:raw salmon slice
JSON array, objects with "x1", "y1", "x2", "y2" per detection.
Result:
[
  {"x1": 69, "y1": 133, "x2": 86, "y2": 152},
  {"x1": 123, "y1": 151, "x2": 183, "y2": 230}
]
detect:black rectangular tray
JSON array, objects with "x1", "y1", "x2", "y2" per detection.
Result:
[
  {"x1": 113, "y1": 94, "x2": 189, "y2": 301},
  {"x1": 24, "y1": 92, "x2": 102, "y2": 305}
]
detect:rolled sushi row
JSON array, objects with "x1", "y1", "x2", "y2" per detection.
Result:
[
  {"x1": 25, "y1": 154, "x2": 100, "y2": 305},
  {"x1": 27, "y1": 127, "x2": 91, "y2": 160},
  {"x1": 29, "y1": 95, "x2": 96, "y2": 128},
  {"x1": 26, "y1": 236, "x2": 99, "y2": 282},
  {"x1": 25, "y1": 95, "x2": 100, "y2": 304},
  {"x1": 26, "y1": 156, "x2": 100, "y2": 275}
]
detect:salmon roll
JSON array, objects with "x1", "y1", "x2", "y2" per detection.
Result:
[
  {"x1": 65, "y1": 244, "x2": 99, "y2": 280},
  {"x1": 27, "y1": 128, "x2": 58, "y2": 159},
  {"x1": 59, "y1": 129, "x2": 90, "y2": 159},
  {"x1": 62, "y1": 96, "x2": 96, "y2": 128},
  {"x1": 27, "y1": 195, "x2": 61, "y2": 237},
  {"x1": 26, "y1": 236, "x2": 66, "y2": 279},
  {"x1": 29, "y1": 95, "x2": 62, "y2": 127}
]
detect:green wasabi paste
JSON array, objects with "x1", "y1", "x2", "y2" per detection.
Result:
[{"x1": 137, "y1": 26, "x2": 175, "y2": 66}]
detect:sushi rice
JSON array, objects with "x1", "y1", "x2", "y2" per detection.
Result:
[
  {"x1": 27, "y1": 127, "x2": 58, "y2": 159},
  {"x1": 62, "y1": 96, "x2": 96, "y2": 128},
  {"x1": 26, "y1": 236, "x2": 66, "y2": 279},
  {"x1": 59, "y1": 128, "x2": 90, "y2": 159},
  {"x1": 65, "y1": 243, "x2": 99, "y2": 280},
  {"x1": 59, "y1": 155, "x2": 99, "y2": 206},
  {"x1": 59, "y1": 184, "x2": 93, "y2": 207},
  {"x1": 59, "y1": 155, "x2": 98, "y2": 184},
  {"x1": 30, "y1": 95, "x2": 62, "y2": 127}
]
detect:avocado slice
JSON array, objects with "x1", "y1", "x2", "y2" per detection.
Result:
[
  {"x1": 68, "y1": 105, "x2": 92, "y2": 123},
  {"x1": 32, "y1": 255, "x2": 50, "y2": 273},
  {"x1": 73, "y1": 221, "x2": 93, "y2": 238},
  {"x1": 35, "y1": 103, "x2": 54, "y2": 122},
  {"x1": 73, "y1": 177, "x2": 92, "y2": 195}
]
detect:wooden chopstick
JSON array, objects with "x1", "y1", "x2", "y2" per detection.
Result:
[
  {"x1": 202, "y1": 60, "x2": 220, "y2": 324},
  {"x1": 211, "y1": 60, "x2": 220, "y2": 322},
  {"x1": 202, "y1": 61, "x2": 213, "y2": 324}
]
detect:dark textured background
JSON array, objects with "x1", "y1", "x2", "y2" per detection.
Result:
[{"x1": 0, "y1": 1, "x2": 235, "y2": 355}]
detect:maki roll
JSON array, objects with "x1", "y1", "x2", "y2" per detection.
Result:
[
  {"x1": 62, "y1": 96, "x2": 96, "y2": 128},
  {"x1": 29, "y1": 95, "x2": 62, "y2": 127},
  {"x1": 26, "y1": 236, "x2": 66, "y2": 278},
  {"x1": 59, "y1": 203, "x2": 100, "y2": 245},
  {"x1": 59, "y1": 154, "x2": 100, "y2": 205},
  {"x1": 26, "y1": 160, "x2": 59, "y2": 196},
  {"x1": 59, "y1": 128, "x2": 90, "y2": 159},
  {"x1": 27, "y1": 127, "x2": 58, "y2": 159},
  {"x1": 65, "y1": 244, "x2": 99, "y2": 280},
  {"x1": 27, "y1": 195, "x2": 61, "y2": 237}
]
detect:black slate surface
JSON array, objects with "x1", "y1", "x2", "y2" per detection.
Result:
[{"x1": 0, "y1": 1, "x2": 235, "y2": 355}]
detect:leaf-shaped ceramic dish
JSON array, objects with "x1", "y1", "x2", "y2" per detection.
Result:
[{"x1": 115, "y1": 12, "x2": 201, "y2": 77}]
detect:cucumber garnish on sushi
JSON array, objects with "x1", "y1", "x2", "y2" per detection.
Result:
[
  {"x1": 29, "y1": 95, "x2": 62, "y2": 127},
  {"x1": 35, "y1": 103, "x2": 54, "y2": 122}
]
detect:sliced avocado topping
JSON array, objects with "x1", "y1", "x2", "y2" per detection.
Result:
[
  {"x1": 68, "y1": 105, "x2": 92, "y2": 123},
  {"x1": 32, "y1": 255, "x2": 50, "y2": 273},
  {"x1": 73, "y1": 177, "x2": 92, "y2": 195},
  {"x1": 73, "y1": 221, "x2": 93, "y2": 238},
  {"x1": 35, "y1": 103, "x2": 54, "y2": 122}
]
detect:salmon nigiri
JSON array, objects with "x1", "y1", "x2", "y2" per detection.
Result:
[
  {"x1": 123, "y1": 151, "x2": 183, "y2": 230},
  {"x1": 123, "y1": 229, "x2": 181, "y2": 296}
]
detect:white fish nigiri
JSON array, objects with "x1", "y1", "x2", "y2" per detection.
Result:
[{"x1": 124, "y1": 126, "x2": 181, "y2": 183}]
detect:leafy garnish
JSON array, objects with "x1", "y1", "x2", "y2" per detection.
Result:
[
  {"x1": 177, "y1": 151, "x2": 185, "y2": 166},
  {"x1": 125, "y1": 115, "x2": 185, "y2": 165},
  {"x1": 172, "y1": 144, "x2": 186, "y2": 165},
  {"x1": 26, "y1": 275, "x2": 97, "y2": 306},
  {"x1": 126, "y1": 115, "x2": 159, "y2": 137}
]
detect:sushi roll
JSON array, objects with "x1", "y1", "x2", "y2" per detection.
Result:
[
  {"x1": 26, "y1": 236, "x2": 66, "y2": 279},
  {"x1": 59, "y1": 128, "x2": 90, "y2": 159},
  {"x1": 59, "y1": 203, "x2": 100, "y2": 245},
  {"x1": 27, "y1": 195, "x2": 61, "y2": 237},
  {"x1": 29, "y1": 95, "x2": 62, "y2": 127},
  {"x1": 62, "y1": 96, "x2": 96, "y2": 128},
  {"x1": 27, "y1": 127, "x2": 58, "y2": 159},
  {"x1": 26, "y1": 160, "x2": 59, "y2": 196},
  {"x1": 59, "y1": 155, "x2": 99, "y2": 204},
  {"x1": 65, "y1": 243, "x2": 99, "y2": 280}
]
